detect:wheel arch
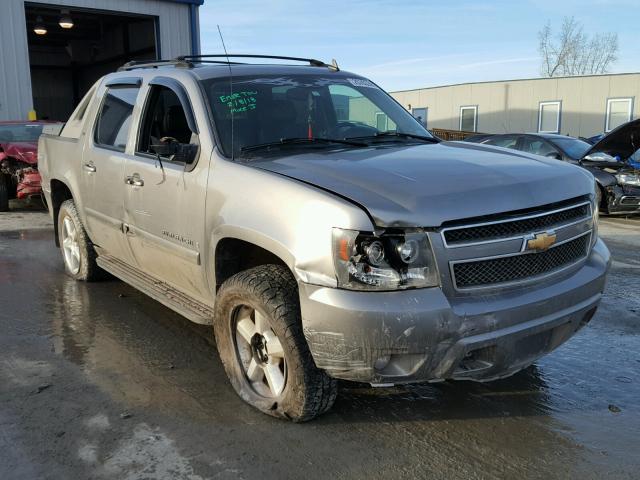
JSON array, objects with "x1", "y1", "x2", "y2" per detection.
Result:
[
  {"x1": 50, "y1": 179, "x2": 74, "y2": 247},
  {"x1": 212, "y1": 233, "x2": 294, "y2": 292}
]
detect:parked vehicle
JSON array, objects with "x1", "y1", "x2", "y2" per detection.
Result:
[
  {"x1": 39, "y1": 55, "x2": 610, "y2": 421},
  {"x1": 0, "y1": 121, "x2": 59, "y2": 211},
  {"x1": 465, "y1": 127, "x2": 640, "y2": 215}
]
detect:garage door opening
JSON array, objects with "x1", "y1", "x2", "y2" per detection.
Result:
[{"x1": 25, "y1": 4, "x2": 158, "y2": 121}]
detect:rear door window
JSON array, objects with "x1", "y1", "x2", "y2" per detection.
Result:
[
  {"x1": 485, "y1": 135, "x2": 518, "y2": 150},
  {"x1": 94, "y1": 86, "x2": 139, "y2": 151},
  {"x1": 520, "y1": 137, "x2": 558, "y2": 157}
]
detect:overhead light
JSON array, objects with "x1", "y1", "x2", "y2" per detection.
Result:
[
  {"x1": 59, "y1": 9, "x2": 74, "y2": 29},
  {"x1": 34, "y1": 16, "x2": 47, "y2": 35}
]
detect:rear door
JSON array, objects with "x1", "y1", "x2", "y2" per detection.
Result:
[
  {"x1": 80, "y1": 79, "x2": 141, "y2": 264},
  {"x1": 122, "y1": 77, "x2": 211, "y2": 300}
]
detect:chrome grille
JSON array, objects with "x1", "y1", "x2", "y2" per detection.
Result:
[
  {"x1": 443, "y1": 202, "x2": 590, "y2": 246},
  {"x1": 452, "y1": 233, "x2": 590, "y2": 289}
]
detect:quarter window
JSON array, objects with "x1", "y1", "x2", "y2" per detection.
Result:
[
  {"x1": 605, "y1": 98, "x2": 633, "y2": 132},
  {"x1": 459, "y1": 106, "x2": 477, "y2": 132},
  {"x1": 538, "y1": 101, "x2": 561, "y2": 134},
  {"x1": 94, "y1": 86, "x2": 139, "y2": 151}
]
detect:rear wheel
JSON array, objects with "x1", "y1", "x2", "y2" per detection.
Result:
[
  {"x1": 0, "y1": 174, "x2": 9, "y2": 212},
  {"x1": 213, "y1": 264, "x2": 337, "y2": 422},
  {"x1": 57, "y1": 199, "x2": 102, "y2": 281}
]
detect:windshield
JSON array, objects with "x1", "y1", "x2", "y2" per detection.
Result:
[
  {"x1": 200, "y1": 74, "x2": 433, "y2": 158},
  {"x1": 0, "y1": 124, "x2": 44, "y2": 143},
  {"x1": 550, "y1": 137, "x2": 591, "y2": 159}
]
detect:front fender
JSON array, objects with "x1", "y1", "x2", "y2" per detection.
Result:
[
  {"x1": 583, "y1": 165, "x2": 617, "y2": 187},
  {"x1": 205, "y1": 155, "x2": 374, "y2": 290}
]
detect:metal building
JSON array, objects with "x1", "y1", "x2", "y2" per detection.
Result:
[
  {"x1": 391, "y1": 73, "x2": 640, "y2": 138},
  {"x1": 0, "y1": 0, "x2": 203, "y2": 121}
]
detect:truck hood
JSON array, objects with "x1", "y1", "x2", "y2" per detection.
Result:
[
  {"x1": 0, "y1": 141, "x2": 38, "y2": 165},
  {"x1": 251, "y1": 141, "x2": 595, "y2": 227}
]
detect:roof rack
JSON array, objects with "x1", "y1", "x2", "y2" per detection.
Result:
[
  {"x1": 118, "y1": 59, "x2": 193, "y2": 71},
  {"x1": 177, "y1": 54, "x2": 339, "y2": 70},
  {"x1": 118, "y1": 55, "x2": 340, "y2": 72}
]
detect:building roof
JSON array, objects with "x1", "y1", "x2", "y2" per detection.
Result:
[
  {"x1": 162, "y1": 0, "x2": 204, "y2": 5},
  {"x1": 391, "y1": 71, "x2": 640, "y2": 94}
]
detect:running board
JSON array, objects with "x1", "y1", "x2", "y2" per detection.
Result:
[{"x1": 96, "y1": 254, "x2": 215, "y2": 325}]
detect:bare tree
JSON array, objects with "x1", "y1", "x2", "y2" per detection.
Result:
[{"x1": 538, "y1": 17, "x2": 618, "y2": 77}]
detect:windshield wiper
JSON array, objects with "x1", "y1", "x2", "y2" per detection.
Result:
[
  {"x1": 240, "y1": 137, "x2": 367, "y2": 155},
  {"x1": 347, "y1": 132, "x2": 440, "y2": 144}
]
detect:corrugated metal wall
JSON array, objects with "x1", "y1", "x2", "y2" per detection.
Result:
[
  {"x1": 391, "y1": 73, "x2": 640, "y2": 138},
  {"x1": 0, "y1": 0, "x2": 194, "y2": 120}
]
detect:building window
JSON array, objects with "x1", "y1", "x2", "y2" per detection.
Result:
[
  {"x1": 376, "y1": 112, "x2": 388, "y2": 131},
  {"x1": 538, "y1": 101, "x2": 561, "y2": 134},
  {"x1": 459, "y1": 106, "x2": 477, "y2": 132},
  {"x1": 605, "y1": 98, "x2": 633, "y2": 132},
  {"x1": 411, "y1": 107, "x2": 428, "y2": 128}
]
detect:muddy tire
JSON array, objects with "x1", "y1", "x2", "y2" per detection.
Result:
[
  {"x1": 0, "y1": 174, "x2": 9, "y2": 212},
  {"x1": 213, "y1": 264, "x2": 337, "y2": 422},
  {"x1": 57, "y1": 199, "x2": 102, "y2": 281}
]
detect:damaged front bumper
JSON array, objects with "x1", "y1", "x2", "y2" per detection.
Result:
[
  {"x1": 16, "y1": 170, "x2": 42, "y2": 199},
  {"x1": 607, "y1": 184, "x2": 640, "y2": 214},
  {"x1": 300, "y1": 238, "x2": 610, "y2": 385}
]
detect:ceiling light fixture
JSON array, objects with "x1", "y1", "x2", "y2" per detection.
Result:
[
  {"x1": 34, "y1": 16, "x2": 47, "y2": 35},
  {"x1": 59, "y1": 9, "x2": 74, "y2": 29}
]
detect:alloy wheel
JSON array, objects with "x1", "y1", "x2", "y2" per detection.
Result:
[
  {"x1": 234, "y1": 305, "x2": 287, "y2": 398},
  {"x1": 61, "y1": 216, "x2": 81, "y2": 275}
]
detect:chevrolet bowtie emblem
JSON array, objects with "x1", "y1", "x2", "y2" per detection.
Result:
[{"x1": 526, "y1": 232, "x2": 557, "y2": 251}]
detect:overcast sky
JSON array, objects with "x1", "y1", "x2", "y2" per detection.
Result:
[{"x1": 198, "y1": 0, "x2": 639, "y2": 92}]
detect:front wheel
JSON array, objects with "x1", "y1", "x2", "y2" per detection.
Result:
[
  {"x1": 57, "y1": 199, "x2": 102, "y2": 281},
  {"x1": 213, "y1": 265, "x2": 337, "y2": 422}
]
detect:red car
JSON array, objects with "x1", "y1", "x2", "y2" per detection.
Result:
[{"x1": 0, "y1": 121, "x2": 58, "y2": 211}]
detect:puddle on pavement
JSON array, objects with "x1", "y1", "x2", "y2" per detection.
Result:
[{"x1": 46, "y1": 276, "x2": 239, "y2": 422}]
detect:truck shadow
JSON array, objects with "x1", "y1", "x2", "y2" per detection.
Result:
[{"x1": 330, "y1": 366, "x2": 552, "y2": 423}]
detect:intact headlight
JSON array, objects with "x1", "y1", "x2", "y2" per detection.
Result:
[
  {"x1": 332, "y1": 228, "x2": 439, "y2": 290},
  {"x1": 615, "y1": 173, "x2": 640, "y2": 186}
]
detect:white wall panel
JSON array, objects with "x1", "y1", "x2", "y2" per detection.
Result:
[{"x1": 391, "y1": 73, "x2": 640, "y2": 138}]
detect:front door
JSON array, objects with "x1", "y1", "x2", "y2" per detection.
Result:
[
  {"x1": 80, "y1": 82, "x2": 140, "y2": 264},
  {"x1": 123, "y1": 80, "x2": 210, "y2": 301}
]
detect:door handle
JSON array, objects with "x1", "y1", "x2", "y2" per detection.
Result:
[
  {"x1": 125, "y1": 174, "x2": 144, "y2": 187},
  {"x1": 83, "y1": 162, "x2": 96, "y2": 173}
]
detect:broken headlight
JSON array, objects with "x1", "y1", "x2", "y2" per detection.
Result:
[{"x1": 332, "y1": 228, "x2": 439, "y2": 290}]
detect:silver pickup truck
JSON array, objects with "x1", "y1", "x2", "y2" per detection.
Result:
[{"x1": 39, "y1": 55, "x2": 610, "y2": 421}]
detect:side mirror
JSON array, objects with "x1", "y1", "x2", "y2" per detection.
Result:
[
  {"x1": 150, "y1": 142, "x2": 198, "y2": 164},
  {"x1": 545, "y1": 152, "x2": 562, "y2": 160}
]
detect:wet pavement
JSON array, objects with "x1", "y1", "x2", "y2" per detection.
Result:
[{"x1": 1, "y1": 212, "x2": 639, "y2": 479}]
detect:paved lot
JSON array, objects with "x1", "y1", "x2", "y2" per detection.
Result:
[{"x1": 1, "y1": 205, "x2": 639, "y2": 479}]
